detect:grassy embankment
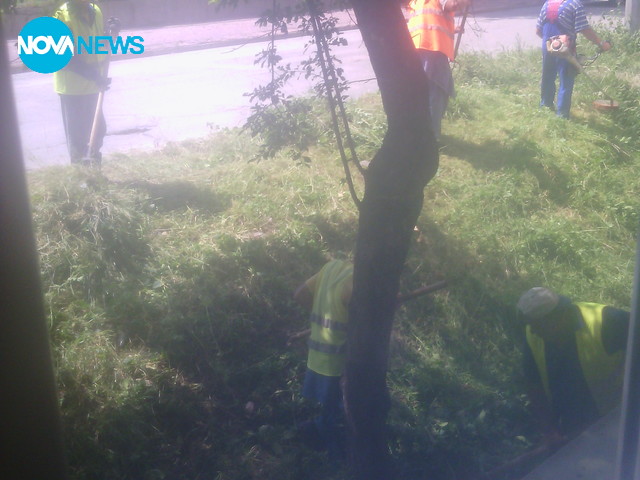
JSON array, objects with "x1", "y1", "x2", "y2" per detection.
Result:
[{"x1": 26, "y1": 23, "x2": 639, "y2": 480}]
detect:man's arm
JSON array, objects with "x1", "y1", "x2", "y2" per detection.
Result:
[
  {"x1": 293, "y1": 273, "x2": 319, "y2": 311},
  {"x1": 293, "y1": 282, "x2": 314, "y2": 311},
  {"x1": 536, "y1": 2, "x2": 546, "y2": 38},
  {"x1": 523, "y1": 341, "x2": 564, "y2": 443},
  {"x1": 578, "y1": 26, "x2": 611, "y2": 51},
  {"x1": 574, "y1": 3, "x2": 611, "y2": 51}
]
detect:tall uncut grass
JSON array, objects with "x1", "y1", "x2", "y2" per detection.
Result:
[{"x1": 27, "y1": 22, "x2": 639, "y2": 480}]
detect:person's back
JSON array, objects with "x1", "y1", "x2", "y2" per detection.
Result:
[
  {"x1": 53, "y1": 1, "x2": 106, "y2": 96},
  {"x1": 305, "y1": 259, "x2": 353, "y2": 377},
  {"x1": 407, "y1": 0, "x2": 456, "y2": 60},
  {"x1": 406, "y1": 0, "x2": 469, "y2": 139},
  {"x1": 539, "y1": 0, "x2": 587, "y2": 40},
  {"x1": 518, "y1": 287, "x2": 629, "y2": 438}
]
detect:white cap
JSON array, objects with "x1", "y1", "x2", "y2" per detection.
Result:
[{"x1": 517, "y1": 287, "x2": 560, "y2": 322}]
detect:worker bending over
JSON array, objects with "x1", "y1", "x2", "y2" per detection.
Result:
[
  {"x1": 517, "y1": 287, "x2": 629, "y2": 444},
  {"x1": 294, "y1": 259, "x2": 353, "y2": 462}
]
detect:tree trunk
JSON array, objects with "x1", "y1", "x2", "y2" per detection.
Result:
[{"x1": 345, "y1": 1, "x2": 439, "y2": 478}]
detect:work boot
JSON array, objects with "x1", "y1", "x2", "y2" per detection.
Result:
[
  {"x1": 80, "y1": 152, "x2": 102, "y2": 168},
  {"x1": 90, "y1": 152, "x2": 102, "y2": 168}
]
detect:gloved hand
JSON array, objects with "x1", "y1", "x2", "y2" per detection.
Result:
[
  {"x1": 599, "y1": 40, "x2": 612, "y2": 52},
  {"x1": 106, "y1": 17, "x2": 122, "y2": 36}
]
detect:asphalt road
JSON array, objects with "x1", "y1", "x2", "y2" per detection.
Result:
[
  {"x1": 12, "y1": 27, "x2": 379, "y2": 169},
  {"x1": 10, "y1": 5, "x2": 621, "y2": 169}
]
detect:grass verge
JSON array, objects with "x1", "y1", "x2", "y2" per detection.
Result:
[{"x1": 26, "y1": 22, "x2": 639, "y2": 480}]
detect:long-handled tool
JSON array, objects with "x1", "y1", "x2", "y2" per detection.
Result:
[
  {"x1": 287, "y1": 280, "x2": 449, "y2": 345},
  {"x1": 567, "y1": 50, "x2": 618, "y2": 111},
  {"x1": 454, "y1": 4, "x2": 470, "y2": 60},
  {"x1": 83, "y1": 17, "x2": 121, "y2": 167},
  {"x1": 84, "y1": 72, "x2": 108, "y2": 166},
  {"x1": 548, "y1": 36, "x2": 618, "y2": 112}
]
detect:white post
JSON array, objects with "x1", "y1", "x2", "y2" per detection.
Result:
[{"x1": 627, "y1": 0, "x2": 640, "y2": 33}]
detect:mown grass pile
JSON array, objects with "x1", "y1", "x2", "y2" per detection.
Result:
[{"x1": 27, "y1": 22, "x2": 638, "y2": 480}]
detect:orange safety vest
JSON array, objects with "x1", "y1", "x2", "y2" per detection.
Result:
[{"x1": 407, "y1": 0, "x2": 456, "y2": 61}]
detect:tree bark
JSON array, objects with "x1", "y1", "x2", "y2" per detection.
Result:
[{"x1": 345, "y1": 1, "x2": 439, "y2": 478}]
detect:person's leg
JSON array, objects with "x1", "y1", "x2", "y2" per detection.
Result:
[
  {"x1": 81, "y1": 93, "x2": 106, "y2": 165},
  {"x1": 540, "y1": 49, "x2": 558, "y2": 110},
  {"x1": 556, "y1": 58, "x2": 576, "y2": 118},
  {"x1": 314, "y1": 378, "x2": 345, "y2": 462},
  {"x1": 59, "y1": 94, "x2": 105, "y2": 164},
  {"x1": 418, "y1": 50, "x2": 451, "y2": 140},
  {"x1": 87, "y1": 93, "x2": 106, "y2": 160},
  {"x1": 316, "y1": 405, "x2": 345, "y2": 462},
  {"x1": 59, "y1": 95, "x2": 85, "y2": 163},
  {"x1": 299, "y1": 370, "x2": 331, "y2": 451},
  {"x1": 428, "y1": 83, "x2": 448, "y2": 141}
]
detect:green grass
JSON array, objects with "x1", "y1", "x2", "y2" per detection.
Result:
[{"x1": 26, "y1": 23, "x2": 639, "y2": 480}]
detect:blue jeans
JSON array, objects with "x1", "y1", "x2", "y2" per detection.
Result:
[
  {"x1": 314, "y1": 394, "x2": 345, "y2": 462},
  {"x1": 540, "y1": 44, "x2": 577, "y2": 118},
  {"x1": 302, "y1": 370, "x2": 345, "y2": 462}
]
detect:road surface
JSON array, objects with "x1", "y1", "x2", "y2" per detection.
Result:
[{"x1": 9, "y1": 5, "x2": 621, "y2": 169}]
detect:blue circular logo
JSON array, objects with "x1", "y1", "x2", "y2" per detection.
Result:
[{"x1": 18, "y1": 17, "x2": 74, "y2": 74}]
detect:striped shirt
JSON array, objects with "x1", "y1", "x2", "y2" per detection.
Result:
[{"x1": 536, "y1": 0, "x2": 590, "y2": 37}]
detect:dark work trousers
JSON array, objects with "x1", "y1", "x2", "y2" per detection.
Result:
[
  {"x1": 417, "y1": 49, "x2": 454, "y2": 141},
  {"x1": 59, "y1": 93, "x2": 106, "y2": 164}
]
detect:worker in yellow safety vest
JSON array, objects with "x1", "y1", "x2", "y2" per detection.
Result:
[
  {"x1": 407, "y1": 0, "x2": 470, "y2": 140},
  {"x1": 517, "y1": 287, "x2": 629, "y2": 446},
  {"x1": 293, "y1": 259, "x2": 353, "y2": 462},
  {"x1": 53, "y1": 0, "x2": 110, "y2": 165}
]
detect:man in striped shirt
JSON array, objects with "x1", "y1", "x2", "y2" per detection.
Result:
[{"x1": 536, "y1": 0, "x2": 611, "y2": 118}]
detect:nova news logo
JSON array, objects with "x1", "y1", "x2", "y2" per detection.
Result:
[{"x1": 18, "y1": 16, "x2": 144, "y2": 74}]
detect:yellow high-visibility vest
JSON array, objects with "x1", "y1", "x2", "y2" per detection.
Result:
[
  {"x1": 526, "y1": 302, "x2": 625, "y2": 416},
  {"x1": 53, "y1": 2, "x2": 106, "y2": 95},
  {"x1": 307, "y1": 260, "x2": 353, "y2": 377}
]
